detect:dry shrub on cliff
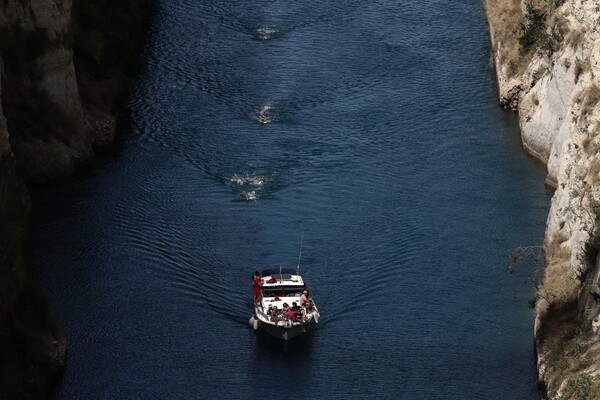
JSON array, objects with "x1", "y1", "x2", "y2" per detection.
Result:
[
  {"x1": 588, "y1": 157, "x2": 600, "y2": 183},
  {"x1": 552, "y1": 10, "x2": 569, "y2": 38},
  {"x1": 574, "y1": 57, "x2": 591, "y2": 84},
  {"x1": 582, "y1": 84, "x2": 600, "y2": 117},
  {"x1": 538, "y1": 232, "x2": 578, "y2": 315},
  {"x1": 565, "y1": 27, "x2": 586, "y2": 50},
  {"x1": 484, "y1": 0, "x2": 526, "y2": 77}
]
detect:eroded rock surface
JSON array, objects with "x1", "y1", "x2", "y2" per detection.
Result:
[{"x1": 487, "y1": 0, "x2": 600, "y2": 397}]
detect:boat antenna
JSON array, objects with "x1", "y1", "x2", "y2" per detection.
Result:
[
  {"x1": 296, "y1": 230, "x2": 304, "y2": 277},
  {"x1": 279, "y1": 264, "x2": 282, "y2": 283}
]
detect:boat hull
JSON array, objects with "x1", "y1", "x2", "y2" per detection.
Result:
[{"x1": 257, "y1": 320, "x2": 307, "y2": 341}]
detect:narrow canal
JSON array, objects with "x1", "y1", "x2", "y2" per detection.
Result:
[{"x1": 31, "y1": 0, "x2": 550, "y2": 398}]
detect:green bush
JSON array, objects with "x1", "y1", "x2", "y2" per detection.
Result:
[
  {"x1": 561, "y1": 373, "x2": 592, "y2": 400},
  {"x1": 519, "y1": 3, "x2": 548, "y2": 54}
]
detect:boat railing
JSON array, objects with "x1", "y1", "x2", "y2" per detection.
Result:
[{"x1": 256, "y1": 304, "x2": 269, "y2": 320}]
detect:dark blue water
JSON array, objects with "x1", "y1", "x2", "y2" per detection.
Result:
[{"x1": 30, "y1": 0, "x2": 551, "y2": 398}]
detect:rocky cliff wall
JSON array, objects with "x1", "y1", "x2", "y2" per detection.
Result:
[
  {"x1": 486, "y1": 0, "x2": 600, "y2": 398},
  {"x1": 0, "y1": 0, "x2": 152, "y2": 397},
  {"x1": 0, "y1": 59, "x2": 66, "y2": 399},
  {"x1": 1, "y1": 0, "x2": 94, "y2": 181}
]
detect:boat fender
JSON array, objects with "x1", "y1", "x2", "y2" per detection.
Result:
[
  {"x1": 249, "y1": 316, "x2": 258, "y2": 330},
  {"x1": 313, "y1": 311, "x2": 320, "y2": 324},
  {"x1": 285, "y1": 320, "x2": 292, "y2": 328}
]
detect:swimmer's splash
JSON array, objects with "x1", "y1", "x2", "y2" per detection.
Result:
[
  {"x1": 229, "y1": 174, "x2": 266, "y2": 201},
  {"x1": 230, "y1": 174, "x2": 265, "y2": 186},
  {"x1": 253, "y1": 105, "x2": 274, "y2": 124},
  {"x1": 255, "y1": 27, "x2": 279, "y2": 40}
]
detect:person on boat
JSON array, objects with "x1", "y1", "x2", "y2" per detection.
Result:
[
  {"x1": 285, "y1": 309, "x2": 297, "y2": 321},
  {"x1": 270, "y1": 306, "x2": 281, "y2": 324},
  {"x1": 285, "y1": 302, "x2": 306, "y2": 332},
  {"x1": 300, "y1": 290, "x2": 309, "y2": 307},
  {"x1": 290, "y1": 301, "x2": 304, "y2": 317},
  {"x1": 282, "y1": 303, "x2": 297, "y2": 321},
  {"x1": 300, "y1": 289, "x2": 314, "y2": 312},
  {"x1": 252, "y1": 271, "x2": 262, "y2": 305}
]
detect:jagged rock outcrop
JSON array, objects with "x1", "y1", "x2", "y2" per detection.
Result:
[
  {"x1": 0, "y1": 0, "x2": 146, "y2": 181},
  {"x1": 0, "y1": 0, "x2": 95, "y2": 180},
  {"x1": 0, "y1": 59, "x2": 67, "y2": 399},
  {"x1": 0, "y1": 0, "x2": 152, "y2": 397},
  {"x1": 487, "y1": 0, "x2": 600, "y2": 398}
]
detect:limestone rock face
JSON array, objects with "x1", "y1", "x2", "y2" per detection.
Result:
[
  {"x1": 488, "y1": 0, "x2": 600, "y2": 397},
  {"x1": 518, "y1": 54, "x2": 574, "y2": 181},
  {"x1": 489, "y1": 0, "x2": 599, "y2": 185}
]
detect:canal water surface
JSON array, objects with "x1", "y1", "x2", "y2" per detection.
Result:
[{"x1": 30, "y1": 0, "x2": 550, "y2": 398}]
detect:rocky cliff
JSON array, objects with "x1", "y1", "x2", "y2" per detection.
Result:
[
  {"x1": 486, "y1": 0, "x2": 600, "y2": 398},
  {"x1": 0, "y1": 62, "x2": 66, "y2": 398},
  {"x1": 0, "y1": 0, "x2": 151, "y2": 397}
]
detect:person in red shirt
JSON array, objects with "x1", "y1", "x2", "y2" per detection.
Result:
[{"x1": 252, "y1": 271, "x2": 262, "y2": 305}]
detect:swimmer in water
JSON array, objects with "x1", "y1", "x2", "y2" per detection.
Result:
[
  {"x1": 242, "y1": 191, "x2": 258, "y2": 201},
  {"x1": 230, "y1": 175, "x2": 245, "y2": 185},
  {"x1": 257, "y1": 105, "x2": 272, "y2": 124},
  {"x1": 256, "y1": 28, "x2": 276, "y2": 40},
  {"x1": 248, "y1": 175, "x2": 264, "y2": 186},
  {"x1": 259, "y1": 105, "x2": 270, "y2": 115}
]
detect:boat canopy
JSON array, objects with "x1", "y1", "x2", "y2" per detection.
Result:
[
  {"x1": 262, "y1": 285, "x2": 305, "y2": 297},
  {"x1": 261, "y1": 268, "x2": 296, "y2": 277}
]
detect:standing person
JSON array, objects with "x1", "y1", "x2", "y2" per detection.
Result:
[{"x1": 252, "y1": 271, "x2": 262, "y2": 305}]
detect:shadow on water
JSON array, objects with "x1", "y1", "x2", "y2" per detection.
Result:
[{"x1": 254, "y1": 328, "x2": 316, "y2": 354}]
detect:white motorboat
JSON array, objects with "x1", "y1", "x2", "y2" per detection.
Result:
[{"x1": 249, "y1": 268, "x2": 320, "y2": 340}]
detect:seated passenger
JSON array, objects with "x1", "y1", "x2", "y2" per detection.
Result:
[
  {"x1": 300, "y1": 290, "x2": 310, "y2": 307},
  {"x1": 270, "y1": 307, "x2": 280, "y2": 323},
  {"x1": 284, "y1": 309, "x2": 298, "y2": 322},
  {"x1": 287, "y1": 306, "x2": 306, "y2": 332}
]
